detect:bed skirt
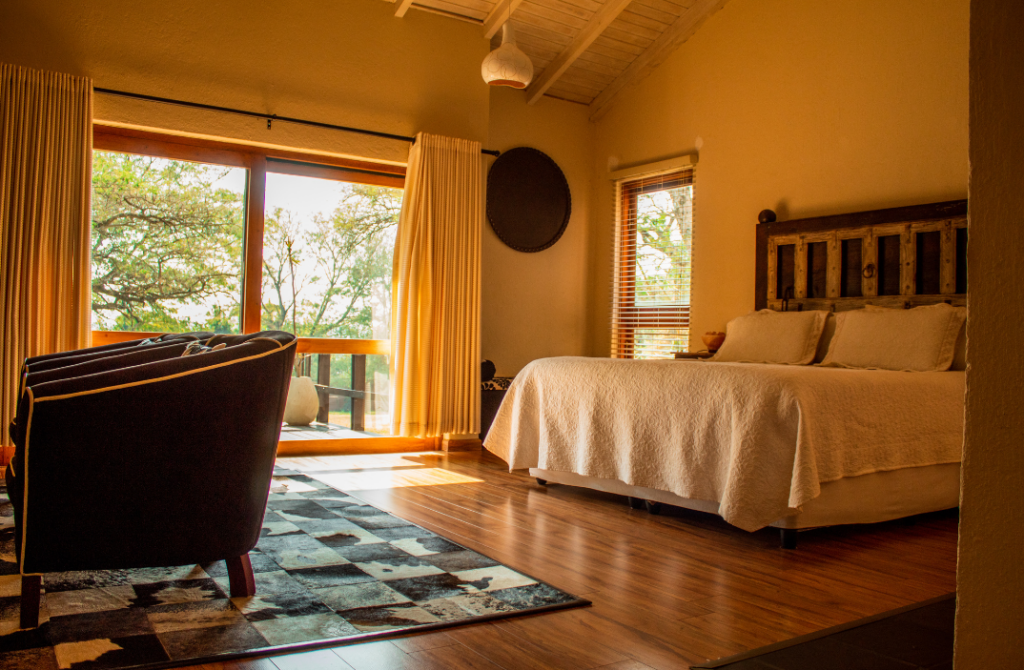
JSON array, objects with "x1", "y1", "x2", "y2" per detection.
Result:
[{"x1": 529, "y1": 463, "x2": 961, "y2": 530}]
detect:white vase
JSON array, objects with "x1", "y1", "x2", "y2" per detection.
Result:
[{"x1": 283, "y1": 376, "x2": 320, "y2": 426}]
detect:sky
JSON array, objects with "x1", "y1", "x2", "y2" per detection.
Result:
[{"x1": 217, "y1": 170, "x2": 350, "y2": 225}]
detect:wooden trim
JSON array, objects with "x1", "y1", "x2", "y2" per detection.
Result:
[
  {"x1": 442, "y1": 436, "x2": 483, "y2": 451},
  {"x1": 262, "y1": 149, "x2": 405, "y2": 179},
  {"x1": 267, "y1": 158, "x2": 404, "y2": 189},
  {"x1": 94, "y1": 126, "x2": 249, "y2": 167},
  {"x1": 526, "y1": 0, "x2": 635, "y2": 105},
  {"x1": 91, "y1": 331, "x2": 165, "y2": 346},
  {"x1": 395, "y1": 0, "x2": 416, "y2": 17},
  {"x1": 297, "y1": 338, "x2": 390, "y2": 356},
  {"x1": 483, "y1": 0, "x2": 526, "y2": 39},
  {"x1": 277, "y1": 436, "x2": 439, "y2": 456},
  {"x1": 614, "y1": 177, "x2": 639, "y2": 356},
  {"x1": 94, "y1": 124, "x2": 406, "y2": 181},
  {"x1": 589, "y1": 0, "x2": 729, "y2": 121},
  {"x1": 242, "y1": 154, "x2": 267, "y2": 333}
]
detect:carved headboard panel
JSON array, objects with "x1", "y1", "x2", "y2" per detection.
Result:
[{"x1": 755, "y1": 200, "x2": 967, "y2": 312}]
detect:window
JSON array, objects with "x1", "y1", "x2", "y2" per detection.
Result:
[
  {"x1": 611, "y1": 169, "x2": 694, "y2": 359},
  {"x1": 91, "y1": 151, "x2": 247, "y2": 333},
  {"x1": 90, "y1": 126, "x2": 406, "y2": 438},
  {"x1": 261, "y1": 164, "x2": 402, "y2": 435}
]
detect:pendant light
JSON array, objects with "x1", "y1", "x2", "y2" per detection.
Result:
[{"x1": 481, "y1": 22, "x2": 534, "y2": 89}]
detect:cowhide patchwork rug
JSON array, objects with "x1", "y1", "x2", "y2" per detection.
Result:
[{"x1": 0, "y1": 467, "x2": 587, "y2": 669}]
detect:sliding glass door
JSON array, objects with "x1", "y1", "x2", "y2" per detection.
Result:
[
  {"x1": 262, "y1": 163, "x2": 402, "y2": 435},
  {"x1": 90, "y1": 126, "x2": 407, "y2": 441}
]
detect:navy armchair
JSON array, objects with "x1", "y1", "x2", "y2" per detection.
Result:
[{"x1": 5, "y1": 331, "x2": 297, "y2": 628}]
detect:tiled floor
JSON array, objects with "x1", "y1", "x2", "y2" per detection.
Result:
[{"x1": 712, "y1": 596, "x2": 955, "y2": 670}]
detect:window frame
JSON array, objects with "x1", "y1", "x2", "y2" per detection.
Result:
[
  {"x1": 92, "y1": 124, "x2": 404, "y2": 353},
  {"x1": 612, "y1": 169, "x2": 694, "y2": 359},
  {"x1": 91, "y1": 126, "x2": 421, "y2": 447}
]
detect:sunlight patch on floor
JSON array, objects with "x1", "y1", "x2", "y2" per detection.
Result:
[
  {"x1": 307, "y1": 467, "x2": 482, "y2": 491},
  {"x1": 278, "y1": 453, "x2": 435, "y2": 472}
]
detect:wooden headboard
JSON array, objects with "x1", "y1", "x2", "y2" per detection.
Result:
[{"x1": 755, "y1": 200, "x2": 967, "y2": 312}]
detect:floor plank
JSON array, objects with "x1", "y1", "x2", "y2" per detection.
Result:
[{"x1": 173, "y1": 451, "x2": 957, "y2": 670}]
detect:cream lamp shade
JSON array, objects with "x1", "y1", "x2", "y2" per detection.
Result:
[{"x1": 481, "y1": 23, "x2": 534, "y2": 89}]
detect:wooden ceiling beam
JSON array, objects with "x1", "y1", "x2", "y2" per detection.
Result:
[
  {"x1": 588, "y1": 0, "x2": 728, "y2": 120},
  {"x1": 395, "y1": 0, "x2": 416, "y2": 18},
  {"x1": 483, "y1": 0, "x2": 527, "y2": 39},
  {"x1": 526, "y1": 0, "x2": 635, "y2": 105}
]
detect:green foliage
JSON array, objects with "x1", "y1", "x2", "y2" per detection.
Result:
[
  {"x1": 260, "y1": 185, "x2": 400, "y2": 339},
  {"x1": 91, "y1": 152, "x2": 244, "y2": 331},
  {"x1": 91, "y1": 152, "x2": 402, "y2": 345},
  {"x1": 633, "y1": 185, "x2": 693, "y2": 306}
]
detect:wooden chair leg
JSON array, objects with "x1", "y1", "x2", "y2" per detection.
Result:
[
  {"x1": 20, "y1": 575, "x2": 41, "y2": 629},
  {"x1": 225, "y1": 554, "x2": 256, "y2": 598}
]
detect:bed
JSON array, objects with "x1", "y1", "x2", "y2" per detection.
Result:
[{"x1": 483, "y1": 200, "x2": 968, "y2": 548}]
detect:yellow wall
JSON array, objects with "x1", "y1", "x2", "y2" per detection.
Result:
[
  {"x1": 0, "y1": 0, "x2": 597, "y2": 373},
  {"x1": 589, "y1": 0, "x2": 969, "y2": 352},
  {"x1": 484, "y1": 88, "x2": 595, "y2": 375},
  {"x1": 955, "y1": 0, "x2": 1024, "y2": 664},
  {"x1": 0, "y1": 0, "x2": 490, "y2": 163},
  {"x1": 0, "y1": 0, "x2": 974, "y2": 376}
]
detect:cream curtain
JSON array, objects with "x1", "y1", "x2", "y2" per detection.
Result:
[
  {"x1": 0, "y1": 63, "x2": 93, "y2": 443},
  {"x1": 390, "y1": 133, "x2": 482, "y2": 439}
]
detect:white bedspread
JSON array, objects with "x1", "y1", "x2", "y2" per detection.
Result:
[{"x1": 484, "y1": 358, "x2": 965, "y2": 531}]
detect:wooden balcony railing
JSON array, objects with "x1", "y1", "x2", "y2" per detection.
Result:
[
  {"x1": 88, "y1": 331, "x2": 419, "y2": 454},
  {"x1": 91, "y1": 331, "x2": 389, "y2": 356}
]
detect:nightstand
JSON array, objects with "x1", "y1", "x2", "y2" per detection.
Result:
[{"x1": 674, "y1": 351, "x2": 714, "y2": 360}]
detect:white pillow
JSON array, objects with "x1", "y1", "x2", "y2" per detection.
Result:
[
  {"x1": 711, "y1": 310, "x2": 829, "y2": 365},
  {"x1": 818, "y1": 303, "x2": 966, "y2": 372}
]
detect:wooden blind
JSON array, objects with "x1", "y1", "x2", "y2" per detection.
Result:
[{"x1": 611, "y1": 169, "x2": 694, "y2": 359}]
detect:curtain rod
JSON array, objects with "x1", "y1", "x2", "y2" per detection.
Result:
[{"x1": 94, "y1": 87, "x2": 501, "y2": 157}]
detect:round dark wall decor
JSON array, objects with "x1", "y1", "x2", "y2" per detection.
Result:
[{"x1": 487, "y1": 147, "x2": 571, "y2": 253}]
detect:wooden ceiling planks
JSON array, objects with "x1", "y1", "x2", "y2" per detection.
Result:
[{"x1": 389, "y1": 0, "x2": 729, "y2": 114}]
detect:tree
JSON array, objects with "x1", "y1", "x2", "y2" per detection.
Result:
[
  {"x1": 91, "y1": 153, "x2": 402, "y2": 340},
  {"x1": 260, "y1": 185, "x2": 400, "y2": 339},
  {"x1": 634, "y1": 185, "x2": 693, "y2": 305},
  {"x1": 91, "y1": 151, "x2": 244, "y2": 332}
]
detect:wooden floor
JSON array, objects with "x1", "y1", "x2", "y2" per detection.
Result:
[{"x1": 192, "y1": 450, "x2": 959, "y2": 670}]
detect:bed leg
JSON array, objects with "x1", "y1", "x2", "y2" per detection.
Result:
[
  {"x1": 780, "y1": 528, "x2": 798, "y2": 550},
  {"x1": 627, "y1": 497, "x2": 645, "y2": 510},
  {"x1": 535, "y1": 478, "x2": 548, "y2": 486},
  {"x1": 644, "y1": 500, "x2": 662, "y2": 515}
]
